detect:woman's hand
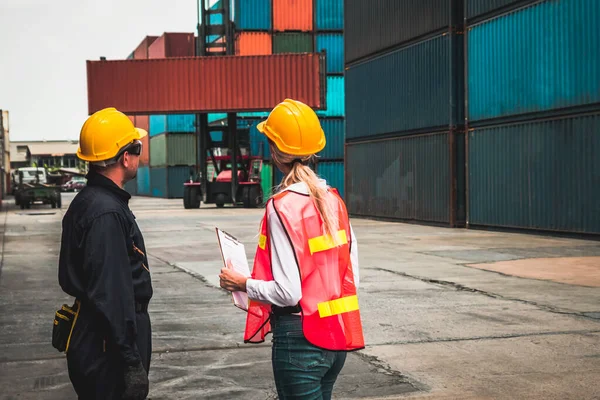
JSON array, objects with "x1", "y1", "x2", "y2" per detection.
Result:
[{"x1": 219, "y1": 259, "x2": 248, "y2": 292}]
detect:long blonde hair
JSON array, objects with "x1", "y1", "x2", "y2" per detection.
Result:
[{"x1": 270, "y1": 143, "x2": 339, "y2": 240}]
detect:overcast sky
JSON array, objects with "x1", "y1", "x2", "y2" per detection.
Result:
[{"x1": 0, "y1": 0, "x2": 198, "y2": 141}]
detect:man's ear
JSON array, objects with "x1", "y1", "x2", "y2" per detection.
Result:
[{"x1": 121, "y1": 152, "x2": 130, "y2": 168}]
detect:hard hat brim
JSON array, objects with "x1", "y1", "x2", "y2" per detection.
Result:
[{"x1": 135, "y1": 127, "x2": 148, "y2": 139}]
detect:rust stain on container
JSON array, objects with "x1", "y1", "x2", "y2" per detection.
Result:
[
  {"x1": 133, "y1": 36, "x2": 158, "y2": 60},
  {"x1": 273, "y1": 0, "x2": 313, "y2": 32},
  {"x1": 148, "y1": 33, "x2": 195, "y2": 59},
  {"x1": 87, "y1": 54, "x2": 324, "y2": 114},
  {"x1": 236, "y1": 32, "x2": 272, "y2": 56}
]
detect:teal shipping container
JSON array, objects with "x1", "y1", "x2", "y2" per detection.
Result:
[
  {"x1": 149, "y1": 114, "x2": 196, "y2": 136},
  {"x1": 316, "y1": 0, "x2": 343, "y2": 30},
  {"x1": 149, "y1": 133, "x2": 197, "y2": 167},
  {"x1": 467, "y1": 0, "x2": 533, "y2": 20},
  {"x1": 249, "y1": 120, "x2": 271, "y2": 159},
  {"x1": 208, "y1": 113, "x2": 227, "y2": 124},
  {"x1": 261, "y1": 162, "x2": 274, "y2": 201},
  {"x1": 467, "y1": 0, "x2": 600, "y2": 122},
  {"x1": 235, "y1": 0, "x2": 272, "y2": 30},
  {"x1": 468, "y1": 113, "x2": 600, "y2": 234},
  {"x1": 318, "y1": 161, "x2": 344, "y2": 198},
  {"x1": 137, "y1": 166, "x2": 151, "y2": 196},
  {"x1": 149, "y1": 166, "x2": 194, "y2": 198},
  {"x1": 316, "y1": 34, "x2": 344, "y2": 74},
  {"x1": 317, "y1": 76, "x2": 345, "y2": 117},
  {"x1": 318, "y1": 118, "x2": 344, "y2": 160}
]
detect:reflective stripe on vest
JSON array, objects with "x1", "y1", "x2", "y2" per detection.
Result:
[
  {"x1": 317, "y1": 295, "x2": 359, "y2": 318},
  {"x1": 308, "y1": 230, "x2": 348, "y2": 254}
]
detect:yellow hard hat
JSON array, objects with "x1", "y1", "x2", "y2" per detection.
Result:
[
  {"x1": 256, "y1": 99, "x2": 325, "y2": 156},
  {"x1": 77, "y1": 107, "x2": 147, "y2": 162}
]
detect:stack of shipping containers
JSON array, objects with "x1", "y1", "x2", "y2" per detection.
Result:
[
  {"x1": 234, "y1": 0, "x2": 346, "y2": 198},
  {"x1": 344, "y1": 1, "x2": 466, "y2": 226},
  {"x1": 465, "y1": 0, "x2": 599, "y2": 234}
]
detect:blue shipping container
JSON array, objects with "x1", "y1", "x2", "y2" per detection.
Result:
[
  {"x1": 238, "y1": 111, "x2": 269, "y2": 118},
  {"x1": 318, "y1": 119, "x2": 344, "y2": 160},
  {"x1": 316, "y1": 34, "x2": 344, "y2": 74},
  {"x1": 150, "y1": 168, "x2": 167, "y2": 198},
  {"x1": 317, "y1": 76, "x2": 345, "y2": 117},
  {"x1": 249, "y1": 120, "x2": 271, "y2": 159},
  {"x1": 235, "y1": 0, "x2": 271, "y2": 30},
  {"x1": 316, "y1": 0, "x2": 343, "y2": 30},
  {"x1": 467, "y1": 0, "x2": 600, "y2": 122},
  {"x1": 346, "y1": 34, "x2": 462, "y2": 139},
  {"x1": 208, "y1": 113, "x2": 227, "y2": 123},
  {"x1": 468, "y1": 113, "x2": 600, "y2": 234},
  {"x1": 467, "y1": 0, "x2": 529, "y2": 19},
  {"x1": 149, "y1": 114, "x2": 196, "y2": 136},
  {"x1": 137, "y1": 166, "x2": 151, "y2": 195},
  {"x1": 318, "y1": 161, "x2": 344, "y2": 198}
]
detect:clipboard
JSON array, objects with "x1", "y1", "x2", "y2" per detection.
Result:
[{"x1": 216, "y1": 227, "x2": 251, "y2": 311}]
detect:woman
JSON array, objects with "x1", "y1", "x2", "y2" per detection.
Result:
[{"x1": 219, "y1": 99, "x2": 365, "y2": 399}]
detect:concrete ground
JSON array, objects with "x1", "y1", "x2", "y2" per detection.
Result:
[{"x1": 0, "y1": 193, "x2": 599, "y2": 399}]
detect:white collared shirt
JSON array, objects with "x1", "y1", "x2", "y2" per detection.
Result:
[{"x1": 245, "y1": 180, "x2": 359, "y2": 307}]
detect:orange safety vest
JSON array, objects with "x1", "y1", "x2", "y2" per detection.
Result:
[{"x1": 244, "y1": 188, "x2": 365, "y2": 351}]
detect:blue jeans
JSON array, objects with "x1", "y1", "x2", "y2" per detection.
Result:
[{"x1": 271, "y1": 315, "x2": 347, "y2": 400}]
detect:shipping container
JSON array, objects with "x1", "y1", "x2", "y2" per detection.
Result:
[
  {"x1": 149, "y1": 166, "x2": 195, "y2": 198},
  {"x1": 346, "y1": 34, "x2": 464, "y2": 139},
  {"x1": 273, "y1": 33, "x2": 313, "y2": 53},
  {"x1": 316, "y1": 34, "x2": 344, "y2": 74},
  {"x1": 87, "y1": 54, "x2": 325, "y2": 114},
  {"x1": 238, "y1": 111, "x2": 269, "y2": 118},
  {"x1": 261, "y1": 162, "x2": 274, "y2": 200},
  {"x1": 466, "y1": 0, "x2": 533, "y2": 20},
  {"x1": 467, "y1": 0, "x2": 600, "y2": 122},
  {"x1": 274, "y1": 167, "x2": 285, "y2": 186},
  {"x1": 135, "y1": 115, "x2": 149, "y2": 130},
  {"x1": 208, "y1": 113, "x2": 227, "y2": 123},
  {"x1": 317, "y1": 161, "x2": 344, "y2": 197},
  {"x1": 345, "y1": 0, "x2": 452, "y2": 63},
  {"x1": 346, "y1": 133, "x2": 457, "y2": 224},
  {"x1": 139, "y1": 133, "x2": 150, "y2": 166},
  {"x1": 318, "y1": 118, "x2": 344, "y2": 159},
  {"x1": 316, "y1": 0, "x2": 343, "y2": 30},
  {"x1": 149, "y1": 114, "x2": 196, "y2": 136},
  {"x1": 235, "y1": 0, "x2": 272, "y2": 30},
  {"x1": 468, "y1": 113, "x2": 600, "y2": 234},
  {"x1": 317, "y1": 76, "x2": 345, "y2": 117},
  {"x1": 133, "y1": 36, "x2": 158, "y2": 60},
  {"x1": 124, "y1": 178, "x2": 137, "y2": 196},
  {"x1": 137, "y1": 166, "x2": 151, "y2": 195},
  {"x1": 236, "y1": 32, "x2": 272, "y2": 56},
  {"x1": 148, "y1": 33, "x2": 195, "y2": 59},
  {"x1": 249, "y1": 120, "x2": 271, "y2": 158},
  {"x1": 149, "y1": 133, "x2": 197, "y2": 167},
  {"x1": 273, "y1": 0, "x2": 313, "y2": 32}
]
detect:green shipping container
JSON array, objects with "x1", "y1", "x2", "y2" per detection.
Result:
[
  {"x1": 261, "y1": 163, "x2": 274, "y2": 201},
  {"x1": 273, "y1": 33, "x2": 313, "y2": 54},
  {"x1": 150, "y1": 133, "x2": 197, "y2": 167}
]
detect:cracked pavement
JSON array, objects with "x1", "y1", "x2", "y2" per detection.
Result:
[{"x1": 1, "y1": 194, "x2": 599, "y2": 399}]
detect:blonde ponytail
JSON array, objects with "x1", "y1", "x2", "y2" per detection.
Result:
[{"x1": 271, "y1": 143, "x2": 339, "y2": 241}]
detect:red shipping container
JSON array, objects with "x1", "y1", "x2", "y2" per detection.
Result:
[
  {"x1": 133, "y1": 116, "x2": 150, "y2": 166},
  {"x1": 148, "y1": 33, "x2": 195, "y2": 59},
  {"x1": 87, "y1": 54, "x2": 325, "y2": 114},
  {"x1": 273, "y1": 0, "x2": 313, "y2": 32},
  {"x1": 236, "y1": 33, "x2": 272, "y2": 56},
  {"x1": 133, "y1": 36, "x2": 158, "y2": 60}
]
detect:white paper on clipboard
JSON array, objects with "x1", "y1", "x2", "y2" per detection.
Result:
[{"x1": 216, "y1": 227, "x2": 251, "y2": 311}]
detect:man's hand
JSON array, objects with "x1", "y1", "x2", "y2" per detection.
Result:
[
  {"x1": 122, "y1": 362, "x2": 149, "y2": 400},
  {"x1": 219, "y1": 259, "x2": 248, "y2": 292}
]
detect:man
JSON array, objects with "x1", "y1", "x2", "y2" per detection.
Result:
[{"x1": 58, "y1": 107, "x2": 152, "y2": 400}]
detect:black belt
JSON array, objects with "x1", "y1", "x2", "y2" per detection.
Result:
[
  {"x1": 272, "y1": 305, "x2": 301, "y2": 316},
  {"x1": 135, "y1": 302, "x2": 148, "y2": 313}
]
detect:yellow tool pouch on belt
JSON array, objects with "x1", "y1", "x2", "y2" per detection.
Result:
[{"x1": 52, "y1": 300, "x2": 80, "y2": 353}]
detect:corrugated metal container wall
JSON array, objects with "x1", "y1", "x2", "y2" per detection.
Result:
[
  {"x1": 133, "y1": 36, "x2": 158, "y2": 59},
  {"x1": 208, "y1": 113, "x2": 227, "y2": 123},
  {"x1": 137, "y1": 166, "x2": 151, "y2": 195},
  {"x1": 249, "y1": 120, "x2": 271, "y2": 159},
  {"x1": 316, "y1": 0, "x2": 343, "y2": 30},
  {"x1": 317, "y1": 76, "x2": 345, "y2": 117},
  {"x1": 148, "y1": 33, "x2": 195, "y2": 59},
  {"x1": 168, "y1": 166, "x2": 194, "y2": 198},
  {"x1": 273, "y1": 33, "x2": 313, "y2": 53},
  {"x1": 261, "y1": 163, "x2": 274, "y2": 199},
  {"x1": 238, "y1": 112, "x2": 269, "y2": 118},
  {"x1": 124, "y1": 178, "x2": 137, "y2": 196},
  {"x1": 273, "y1": 0, "x2": 313, "y2": 32},
  {"x1": 318, "y1": 119, "x2": 344, "y2": 159},
  {"x1": 150, "y1": 133, "x2": 197, "y2": 167},
  {"x1": 316, "y1": 34, "x2": 344, "y2": 74},
  {"x1": 346, "y1": 34, "x2": 461, "y2": 139},
  {"x1": 235, "y1": 0, "x2": 272, "y2": 30},
  {"x1": 467, "y1": 0, "x2": 532, "y2": 20},
  {"x1": 136, "y1": 115, "x2": 149, "y2": 131},
  {"x1": 86, "y1": 54, "x2": 324, "y2": 114},
  {"x1": 149, "y1": 114, "x2": 196, "y2": 136},
  {"x1": 135, "y1": 116, "x2": 150, "y2": 165},
  {"x1": 346, "y1": 133, "x2": 452, "y2": 223},
  {"x1": 468, "y1": 113, "x2": 600, "y2": 234},
  {"x1": 150, "y1": 168, "x2": 167, "y2": 198},
  {"x1": 467, "y1": 0, "x2": 600, "y2": 122},
  {"x1": 345, "y1": 0, "x2": 451, "y2": 63},
  {"x1": 318, "y1": 161, "x2": 344, "y2": 197},
  {"x1": 236, "y1": 32, "x2": 272, "y2": 56}
]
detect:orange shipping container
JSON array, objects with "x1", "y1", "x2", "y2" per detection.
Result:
[
  {"x1": 236, "y1": 33, "x2": 272, "y2": 56},
  {"x1": 134, "y1": 116, "x2": 150, "y2": 165},
  {"x1": 273, "y1": 0, "x2": 313, "y2": 32}
]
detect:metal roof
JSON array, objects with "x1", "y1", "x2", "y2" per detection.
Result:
[{"x1": 11, "y1": 141, "x2": 79, "y2": 158}]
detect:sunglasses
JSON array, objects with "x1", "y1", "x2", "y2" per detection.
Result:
[{"x1": 117, "y1": 140, "x2": 143, "y2": 158}]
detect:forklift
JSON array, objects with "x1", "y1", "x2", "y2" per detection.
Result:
[{"x1": 183, "y1": 0, "x2": 264, "y2": 209}]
